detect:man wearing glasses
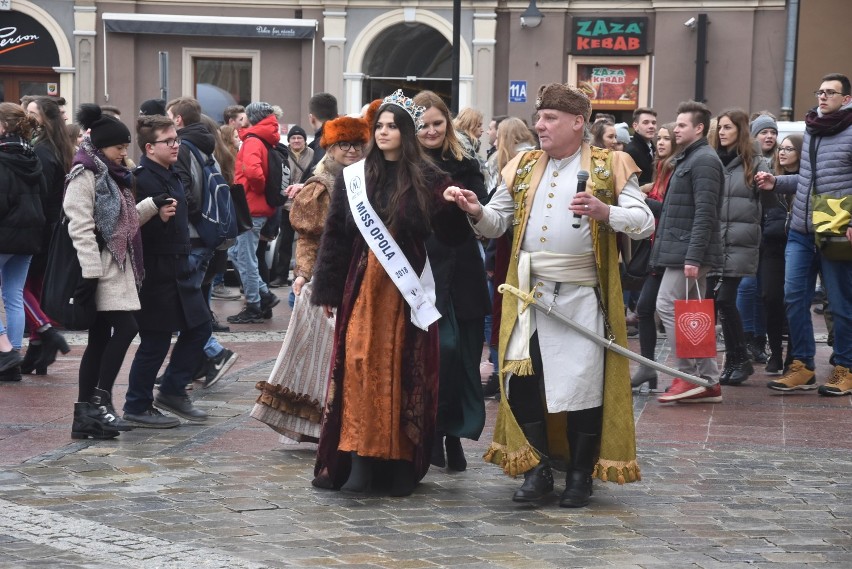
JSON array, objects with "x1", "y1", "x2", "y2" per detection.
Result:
[
  {"x1": 756, "y1": 72, "x2": 852, "y2": 396},
  {"x1": 123, "y1": 114, "x2": 211, "y2": 428}
]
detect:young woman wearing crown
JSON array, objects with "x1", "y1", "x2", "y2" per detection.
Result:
[{"x1": 309, "y1": 90, "x2": 471, "y2": 496}]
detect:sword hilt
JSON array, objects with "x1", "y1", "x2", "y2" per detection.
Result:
[{"x1": 498, "y1": 283, "x2": 539, "y2": 314}]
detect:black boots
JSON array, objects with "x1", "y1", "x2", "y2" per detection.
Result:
[
  {"x1": 34, "y1": 326, "x2": 70, "y2": 370},
  {"x1": 559, "y1": 431, "x2": 600, "y2": 508},
  {"x1": 720, "y1": 348, "x2": 754, "y2": 385},
  {"x1": 0, "y1": 365, "x2": 22, "y2": 382},
  {"x1": 341, "y1": 452, "x2": 373, "y2": 493},
  {"x1": 91, "y1": 388, "x2": 134, "y2": 431},
  {"x1": 746, "y1": 333, "x2": 769, "y2": 364},
  {"x1": 431, "y1": 433, "x2": 467, "y2": 471},
  {"x1": 20, "y1": 342, "x2": 45, "y2": 375},
  {"x1": 512, "y1": 422, "x2": 554, "y2": 502},
  {"x1": 445, "y1": 435, "x2": 467, "y2": 472},
  {"x1": 430, "y1": 432, "x2": 446, "y2": 468},
  {"x1": 71, "y1": 402, "x2": 120, "y2": 440}
]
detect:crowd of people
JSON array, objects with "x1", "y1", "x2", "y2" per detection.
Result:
[{"x1": 1, "y1": 71, "x2": 851, "y2": 507}]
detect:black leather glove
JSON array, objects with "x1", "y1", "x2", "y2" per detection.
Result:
[
  {"x1": 73, "y1": 278, "x2": 99, "y2": 305},
  {"x1": 152, "y1": 194, "x2": 173, "y2": 208}
]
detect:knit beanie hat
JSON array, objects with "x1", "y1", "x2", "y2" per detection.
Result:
[
  {"x1": 750, "y1": 114, "x2": 778, "y2": 137},
  {"x1": 76, "y1": 103, "x2": 131, "y2": 149},
  {"x1": 614, "y1": 122, "x2": 631, "y2": 145},
  {"x1": 139, "y1": 98, "x2": 166, "y2": 116},
  {"x1": 246, "y1": 102, "x2": 275, "y2": 126},
  {"x1": 287, "y1": 125, "x2": 307, "y2": 141}
]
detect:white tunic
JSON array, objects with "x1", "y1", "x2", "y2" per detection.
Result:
[{"x1": 473, "y1": 148, "x2": 653, "y2": 412}]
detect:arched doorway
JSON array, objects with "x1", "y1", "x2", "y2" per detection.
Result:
[
  {"x1": 362, "y1": 23, "x2": 452, "y2": 105},
  {"x1": 0, "y1": 11, "x2": 61, "y2": 103}
]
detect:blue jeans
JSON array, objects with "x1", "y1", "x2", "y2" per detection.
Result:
[
  {"x1": 736, "y1": 275, "x2": 766, "y2": 336},
  {"x1": 786, "y1": 230, "x2": 852, "y2": 368},
  {"x1": 231, "y1": 216, "x2": 268, "y2": 305},
  {"x1": 0, "y1": 254, "x2": 32, "y2": 350},
  {"x1": 189, "y1": 245, "x2": 223, "y2": 358}
]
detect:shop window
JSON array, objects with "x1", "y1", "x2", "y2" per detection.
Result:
[{"x1": 183, "y1": 49, "x2": 260, "y2": 123}]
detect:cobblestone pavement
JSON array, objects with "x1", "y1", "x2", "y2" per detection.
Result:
[{"x1": 0, "y1": 297, "x2": 850, "y2": 568}]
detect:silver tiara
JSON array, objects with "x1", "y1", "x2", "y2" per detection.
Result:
[{"x1": 382, "y1": 89, "x2": 426, "y2": 130}]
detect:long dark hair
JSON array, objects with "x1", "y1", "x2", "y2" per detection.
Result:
[
  {"x1": 364, "y1": 103, "x2": 436, "y2": 232},
  {"x1": 200, "y1": 114, "x2": 235, "y2": 183},
  {"x1": 31, "y1": 97, "x2": 75, "y2": 172},
  {"x1": 710, "y1": 108, "x2": 756, "y2": 186}
]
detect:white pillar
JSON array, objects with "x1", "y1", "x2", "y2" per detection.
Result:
[
  {"x1": 74, "y1": 3, "x2": 98, "y2": 108},
  {"x1": 322, "y1": 10, "x2": 347, "y2": 101},
  {"x1": 344, "y1": 72, "x2": 364, "y2": 115},
  {"x1": 472, "y1": 11, "x2": 497, "y2": 120}
]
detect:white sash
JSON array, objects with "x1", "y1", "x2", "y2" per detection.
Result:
[{"x1": 343, "y1": 159, "x2": 440, "y2": 331}]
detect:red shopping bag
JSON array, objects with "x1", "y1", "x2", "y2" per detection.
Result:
[{"x1": 674, "y1": 279, "x2": 716, "y2": 359}]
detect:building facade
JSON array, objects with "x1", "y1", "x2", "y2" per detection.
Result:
[{"x1": 0, "y1": 1, "x2": 845, "y2": 127}]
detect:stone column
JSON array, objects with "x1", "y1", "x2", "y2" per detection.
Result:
[
  {"x1": 472, "y1": 11, "x2": 497, "y2": 120},
  {"x1": 322, "y1": 10, "x2": 347, "y2": 102},
  {"x1": 74, "y1": 1, "x2": 97, "y2": 108}
]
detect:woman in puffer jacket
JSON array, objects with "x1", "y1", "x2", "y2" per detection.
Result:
[
  {"x1": 0, "y1": 103, "x2": 46, "y2": 381},
  {"x1": 708, "y1": 108, "x2": 769, "y2": 385}
]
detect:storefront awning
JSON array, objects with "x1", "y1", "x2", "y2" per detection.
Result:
[{"x1": 102, "y1": 13, "x2": 318, "y2": 40}]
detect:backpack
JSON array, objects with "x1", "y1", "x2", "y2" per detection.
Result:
[
  {"x1": 246, "y1": 134, "x2": 290, "y2": 207},
  {"x1": 181, "y1": 140, "x2": 238, "y2": 249}
]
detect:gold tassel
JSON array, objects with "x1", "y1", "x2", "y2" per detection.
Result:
[
  {"x1": 501, "y1": 359, "x2": 534, "y2": 376},
  {"x1": 484, "y1": 442, "x2": 540, "y2": 476},
  {"x1": 593, "y1": 459, "x2": 641, "y2": 485}
]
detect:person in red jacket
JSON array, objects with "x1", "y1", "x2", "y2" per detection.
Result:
[{"x1": 228, "y1": 102, "x2": 281, "y2": 323}]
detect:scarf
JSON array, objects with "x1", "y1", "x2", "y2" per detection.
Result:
[
  {"x1": 805, "y1": 105, "x2": 852, "y2": 137},
  {"x1": 716, "y1": 146, "x2": 738, "y2": 167},
  {"x1": 0, "y1": 134, "x2": 34, "y2": 156},
  {"x1": 69, "y1": 138, "x2": 144, "y2": 285}
]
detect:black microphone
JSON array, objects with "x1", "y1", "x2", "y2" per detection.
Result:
[{"x1": 572, "y1": 170, "x2": 590, "y2": 228}]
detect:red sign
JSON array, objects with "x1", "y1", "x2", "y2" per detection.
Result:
[{"x1": 576, "y1": 64, "x2": 639, "y2": 110}]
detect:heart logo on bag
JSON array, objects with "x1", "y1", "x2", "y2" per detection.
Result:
[{"x1": 676, "y1": 312, "x2": 713, "y2": 346}]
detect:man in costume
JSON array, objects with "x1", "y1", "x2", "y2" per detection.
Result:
[{"x1": 445, "y1": 83, "x2": 653, "y2": 507}]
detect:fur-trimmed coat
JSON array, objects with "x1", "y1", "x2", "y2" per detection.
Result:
[{"x1": 289, "y1": 159, "x2": 341, "y2": 280}]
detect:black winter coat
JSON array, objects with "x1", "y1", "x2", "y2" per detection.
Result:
[
  {"x1": 625, "y1": 133, "x2": 655, "y2": 186},
  {"x1": 649, "y1": 138, "x2": 724, "y2": 270},
  {"x1": 31, "y1": 143, "x2": 65, "y2": 274},
  {"x1": 424, "y1": 148, "x2": 491, "y2": 321},
  {"x1": 133, "y1": 156, "x2": 210, "y2": 332},
  {"x1": 0, "y1": 138, "x2": 46, "y2": 255}
]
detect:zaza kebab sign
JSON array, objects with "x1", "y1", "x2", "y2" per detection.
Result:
[{"x1": 572, "y1": 17, "x2": 648, "y2": 56}]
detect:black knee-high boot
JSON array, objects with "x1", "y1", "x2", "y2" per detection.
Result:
[
  {"x1": 560, "y1": 406, "x2": 602, "y2": 508},
  {"x1": 445, "y1": 435, "x2": 467, "y2": 472},
  {"x1": 512, "y1": 422, "x2": 554, "y2": 502},
  {"x1": 559, "y1": 431, "x2": 600, "y2": 508},
  {"x1": 430, "y1": 431, "x2": 446, "y2": 468}
]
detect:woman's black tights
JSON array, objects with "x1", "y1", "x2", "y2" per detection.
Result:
[{"x1": 78, "y1": 311, "x2": 139, "y2": 402}]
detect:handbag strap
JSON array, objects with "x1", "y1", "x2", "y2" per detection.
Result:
[{"x1": 685, "y1": 277, "x2": 703, "y2": 301}]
